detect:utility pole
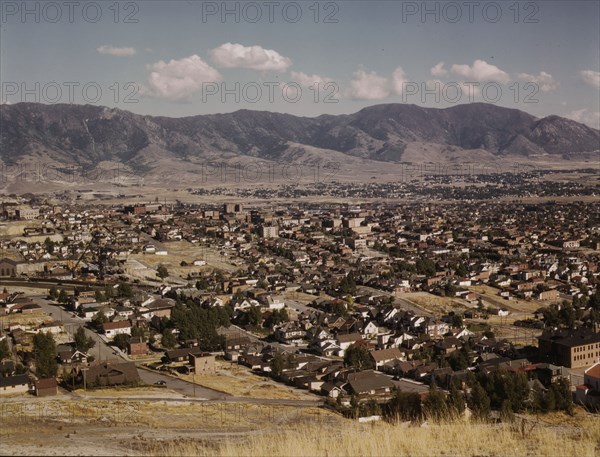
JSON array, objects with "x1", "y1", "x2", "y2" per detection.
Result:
[{"x1": 82, "y1": 367, "x2": 88, "y2": 392}]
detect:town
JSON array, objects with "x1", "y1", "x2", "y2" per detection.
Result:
[{"x1": 1, "y1": 195, "x2": 599, "y2": 430}]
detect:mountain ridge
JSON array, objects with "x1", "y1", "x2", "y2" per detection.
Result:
[{"x1": 1, "y1": 102, "x2": 598, "y2": 173}]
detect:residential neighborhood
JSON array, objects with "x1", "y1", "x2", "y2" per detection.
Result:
[{"x1": 1, "y1": 197, "x2": 599, "y2": 420}]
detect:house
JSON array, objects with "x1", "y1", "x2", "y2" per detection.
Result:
[
  {"x1": 57, "y1": 346, "x2": 88, "y2": 364},
  {"x1": 127, "y1": 337, "x2": 148, "y2": 356},
  {"x1": 189, "y1": 353, "x2": 216, "y2": 375},
  {"x1": 370, "y1": 347, "x2": 406, "y2": 369},
  {"x1": 0, "y1": 374, "x2": 30, "y2": 395},
  {"x1": 274, "y1": 322, "x2": 304, "y2": 344},
  {"x1": 102, "y1": 320, "x2": 132, "y2": 338},
  {"x1": 336, "y1": 333, "x2": 363, "y2": 355},
  {"x1": 345, "y1": 370, "x2": 394, "y2": 397},
  {"x1": 82, "y1": 361, "x2": 140, "y2": 387},
  {"x1": 576, "y1": 362, "x2": 600, "y2": 410},
  {"x1": 0, "y1": 258, "x2": 17, "y2": 277},
  {"x1": 165, "y1": 347, "x2": 204, "y2": 363},
  {"x1": 34, "y1": 378, "x2": 58, "y2": 397}
]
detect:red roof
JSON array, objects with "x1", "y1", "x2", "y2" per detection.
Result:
[{"x1": 585, "y1": 362, "x2": 600, "y2": 379}]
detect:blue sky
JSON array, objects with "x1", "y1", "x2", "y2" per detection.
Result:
[{"x1": 1, "y1": 1, "x2": 599, "y2": 127}]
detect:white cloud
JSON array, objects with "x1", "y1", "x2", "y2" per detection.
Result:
[
  {"x1": 565, "y1": 109, "x2": 600, "y2": 130},
  {"x1": 210, "y1": 43, "x2": 292, "y2": 72},
  {"x1": 392, "y1": 66, "x2": 409, "y2": 95},
  {"x1": 431, "y1": 62, "x2": 448, "y2": 77},
  {"x1": 517, "y1": 71, "x2": 558, "y2": 93},
  {"x1": 580, "y1": 70, "x2": 600, "y2": 88},
  {"x1": 348, "y1": 69, "x2": 390, "y2": 100},
  {"x1": 290, "y1": 71, "x2": 334, "y2": 87},
  {"x1": 96, "y1": 45, "x2": 136, "y2": 57},
  {"x1": 142, "y1": 55, "x2": 222, "y2": 101},
  {"x1": 451, "y1": 59, "x2": 510, "y2": 83}
]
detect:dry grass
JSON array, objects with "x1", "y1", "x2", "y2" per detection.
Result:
[
  {"x1": 177, "y1": 361, "x2": 311, "y2": 400},
  {"x1": 401, "y1": 292, "x2": 468, "y2": 315},
  {"x1": 144, "y1": 416, "x2": 600, "y2": 457}
]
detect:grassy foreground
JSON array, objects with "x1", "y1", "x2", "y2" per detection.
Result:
[{"x1": 143, "y1": 415, "x2": 600, "y2": 457}]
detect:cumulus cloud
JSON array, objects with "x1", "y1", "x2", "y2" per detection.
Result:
[
  {"x1": 348, "y1": 69, "x2": 390, "y2": 100},
  {"x1": 142, "y1": 55, "x2": 222, "y2": 101},
  {"x1": 431, "y1": 62, "x2": 448, "y2": 77},
  {"x1": 290, "y1": 71, "x2": 334, "y2": 87},
  {"x1": 580, "y1": 70, "x2": 600, "y2": 88},
  {"x1": 210, "y1": 43, "x2": 292, "y2": 72},
  {"x1": 517, "y1": 71, "x2": 559, "y2": 93},
  {"x1": 97, "y1": 45, "x2": 136, "y2": 56},
  {"x1": 565, "y1": 109, "x2": 600, "y2": 130},
  {"x1": 392, "y1": 66, "x2": 409, "y2": 95},
  {"x1": 451, "y1": 59, "x2": 510, "y2": 83}
]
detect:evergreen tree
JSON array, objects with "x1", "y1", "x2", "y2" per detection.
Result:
[
  {"x1": 423, "y1": 384, "x2": 448, "y2": 421},
  {"x1": 469, "y1": 382, "x2": 491, "y2": 420},
  {"x1": 74, "y1": 327, "x2": 95, "y2": 353},
  {"x1": 33, "y1": 332, "x2": 58, "y2": 378}
]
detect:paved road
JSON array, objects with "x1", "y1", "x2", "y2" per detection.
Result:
[
  {"x1": 137, "y1": 367, "x2": 230, "y2": 400},
  {"x1": 32, "y1": 296, "x2": 118, "y2": 362}
]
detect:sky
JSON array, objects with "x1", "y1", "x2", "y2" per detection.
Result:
[{"x1": 0, "y1": 0, "x2": 599, "y2": 128}]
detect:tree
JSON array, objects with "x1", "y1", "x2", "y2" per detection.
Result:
[
  {"x1": 48, "y1": 287, "x2": 58, "y2": 300},
  {"x1": 33, "y1": 332, "x2": 58, "y2": 378},
  {"x1": 74, "y1": 327, "x2": 95, "y2": 353},
  {"x1": 385, "y1": 389, "x2": 422, "y2": 422},
  {"x1": 0, "y1": 339, "x2": 10, "y2": 361},
  {"x1": 451, "y1": 313, "x2": 463, "y2": 328},
  {"x1": 416, "y1": 258, "x2": 436, "y2": 277},
  {"x1": 447, "y1": 381, "x2": 466, "y2": 417},
  {"x1": 344, "y1": 345, "x2": 374, "y2": 370},
  {"x1": 118, "y1": 283, "x2": 133, "y2": 298},
  {"x1": 469, "y1": 382, "x2": 491, "y2": 420},
  {"x1": 161, "y1": 329, "x2": 176, "y2": 349},
  {"x1": 91, "y1": 311, "x2": 108, "y2": 331},
  {"x1": 57, "y1": 289, "x2": 69, "y2": 304},
  {"x1": 112, "y1": 334, "x2": 130, "y2": 351},
  {"x1": 270, "y1": 352, "x2": 285, "y2": 378},
  {"x1": 94, "y1": 290, "x2": 105, "y2": 303},
  {"x1": 131, "y1": 326, "x2": 145, "y2": 339},
  {"x1": 423, "y1": 384, "x2": 448, "y2": 421},
  {"x1": 247, "y1": 306, "x2": 263, "y2": 327},
  {"x1": 550, "y1": 378, "x2": 573, "y2": 414},
  {"x1": 157, "y1": 264, "x2": 169, "y2": 280}
]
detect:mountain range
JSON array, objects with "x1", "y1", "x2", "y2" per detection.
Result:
[{"x1": 1, "y1": 102, "x2": 598, "y2": 176}]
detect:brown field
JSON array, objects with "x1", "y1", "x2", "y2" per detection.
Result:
[
  {"x1": 143, "y1": 411, "x2": 600, "y2": 457},
  {"x1": 177, "y1": 361, "x2": 313, "y2": 400},
  {"x1": 401, "y1": 292, "x2": 469, "y2": 315}
]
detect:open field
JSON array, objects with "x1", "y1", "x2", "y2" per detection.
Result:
[
  {"x1": 401, "y1": 292, "x2": 469, "y2": 315},
  {"x1": 0, "y1": 397, "x2": 337, "y2": 456},
  {"x1": 2, "y1": 396, "x2": 598, "y2": 457},
  {"x1": 469, "y1": 285, "x2": 544, "y2": 314},
  {"x1": 0, "y1": 310, "x2": 52, "y2": 328},
  {"x1": 176, "y1": 360, "x2": 314, "y2": 400},
  {"x1": 128, "y1": 240, "x2": 243, "y2": 283}
]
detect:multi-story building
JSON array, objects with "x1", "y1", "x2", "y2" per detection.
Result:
[
  {"x1": 538, "y1": 329, "x2": 600, "y2": 368},
  {"x1": 259, "y1": 225, "x2": 279, "y2": 238}
]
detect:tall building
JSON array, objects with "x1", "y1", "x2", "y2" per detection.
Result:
[
  {"x1": 259, "y1": 225, "x2": 279, "y2": 239},
  {"x1": 538, "y1": 329, "x2": 600, "y2": 368}
]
